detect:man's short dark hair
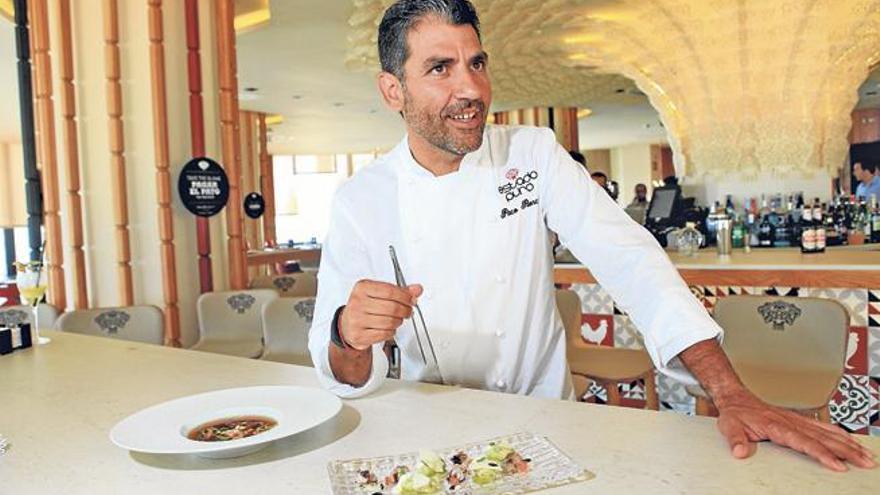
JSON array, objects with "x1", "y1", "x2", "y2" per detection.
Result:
[
  {"x1": 862, "y1": 162, "x2": 878, "y2": 174},
  {"x1": 590, "y1": 171, "x2": 607, "y2": 180},
  {"x1": 378, "y1": 0, "x2": 481, "y2": 80},
  {"x1": 568, "y1": 151, "x2": 586, "y2": 167}
]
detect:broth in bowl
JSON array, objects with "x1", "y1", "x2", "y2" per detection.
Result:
[{"x1": 187, "y1": 416, "x2": 277, "y2": 442}]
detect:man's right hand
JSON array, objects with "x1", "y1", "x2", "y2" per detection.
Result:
[
  {"x1": 339, "y1": 280, "x2": 423, "y2": 350},
  {"x1": 329, "y1": 280, "x2": 422, "y2": 388}
]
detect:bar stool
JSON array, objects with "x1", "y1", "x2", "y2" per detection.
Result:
[
  {"x1": 55, "y1": 305, "x2": 164, "y2": 345},
  {"x1": 686, "y1": 296, "x2": 848, "y2": 421},
  {"x1": 250, "y1": 272, "x2": 318, "y2": 298},
  {"x1": 556, "y1": 289, "x2": 658, "y2": 410}
]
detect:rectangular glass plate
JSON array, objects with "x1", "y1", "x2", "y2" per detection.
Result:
[{"x1": 327, "y1": 431, "x2": 595, "y2": 494}]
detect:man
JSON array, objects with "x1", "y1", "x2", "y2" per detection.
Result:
[
  {"x1": 629, "y1": 183, "x2": 648, "y2": 207},
  {"x1": 854, "y1": 161, "x2": 880, "y2": 200},
  {"x1": 309, "y1": 0, "x2": 874, "y2": 471},
  {"x1": 589, "y1": 171, "x2": 608, "y2": 189}
]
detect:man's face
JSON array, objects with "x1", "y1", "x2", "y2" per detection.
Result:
[
  {"x1": 636, "y1": 185, "x2": 647, "y2": 200},
  {"x1": 592, "y1": 175, "x2": 607, "y2": 188},
  {"x1": 397, "y1": 17, "x2": 491, "y2": 156},
  {"x1": 854, "y1": 163, "x2": 864, "y2": 181}
]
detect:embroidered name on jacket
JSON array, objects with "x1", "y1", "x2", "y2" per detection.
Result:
[
  {"x1": 501, "y1": 197, "x2": 539, "y2": 219},
  {"x1": 498, "y1": 169, "x2": 539, "y2": 202}
]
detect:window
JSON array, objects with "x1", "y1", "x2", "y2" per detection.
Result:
[{"x1": 273, "y1": 154, "x2": 349, "y2": 244}]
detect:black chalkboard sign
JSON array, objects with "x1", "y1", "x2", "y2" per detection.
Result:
[
  {"x1": 243, "y1": 192, "x2": 265, "y2": 219},
  {"x1": 178, "y1": 157, "x2": 229, "y2": 217}
]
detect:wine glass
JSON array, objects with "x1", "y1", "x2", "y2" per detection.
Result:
[{"x1": 15, "y1": 261, "x2": 50, "y2": 345}]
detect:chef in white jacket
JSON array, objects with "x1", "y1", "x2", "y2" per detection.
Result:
[{"x1": 308, "y1": 0, "x2": 874, "y2": 472}]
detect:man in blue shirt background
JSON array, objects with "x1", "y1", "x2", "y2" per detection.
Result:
[{"x1": 854, "y1": 161, "x2": 880, "y2": 200}]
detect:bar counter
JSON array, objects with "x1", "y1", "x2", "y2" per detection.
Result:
[
  {"x1": 554, "y1": 245, "x2": 880, "y2": 434},
  {"x1": 2, "y1": 332, "x2": 877, "y2": 494},
  {"x1": 555, "y1": 245, "x2": 880, "y2": 287}
]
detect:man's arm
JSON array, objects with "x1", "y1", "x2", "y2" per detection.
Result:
[
  {"x1": 329, "y1": 341, "x2": 373, "y2": 387},
  {"x1": 535, "y1": 128, "x2": 875, "y2": 470},
  {"x1": 680, "y1": 339, "x2": 875, "y2": 471}
]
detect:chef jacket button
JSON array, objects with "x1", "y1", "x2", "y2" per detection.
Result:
[
  {"x1": 495, "y1": 329, "x2": 505, "y2": 337},
  {"x1": 495, "y1": 379, "x2": 506, "y2": 389},
  {"x1": 494, "y1": 275, "x2": 506, "y2": 284}
]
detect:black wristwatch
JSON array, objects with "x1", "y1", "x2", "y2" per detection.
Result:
[{"x1": 330, "y1": 305, "x2": 349, "y2": 349}]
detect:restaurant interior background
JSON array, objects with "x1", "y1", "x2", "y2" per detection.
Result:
[{"x1": 2, "y1": 0, "x2": 880, "y2": 433}]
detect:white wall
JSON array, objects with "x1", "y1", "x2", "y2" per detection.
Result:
[
  {"x1": 45, "y1": 0, "x2": 229, "y2": 346},
  {"x1": 682, "y1": 171, "x2": 834, "y2": 207},
  {"x1": 610, "y1": 144, "x2": 653, "y2": 205}
]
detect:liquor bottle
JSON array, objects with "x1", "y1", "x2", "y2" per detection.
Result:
[
  {"x1": 747, "y1": 211, "x2": 759, "y2": 247},
  {"x1": 773, "y1": 209, "x2": 790, "y2": 248},
  {"x1": 731, "y1": 213, "x2": 745, "y2": 249},
  {"x1": 813, "y1": 202, "x2": 826, "y2": 253},
  {"x1": 800, "y1": 206, "x2": 816, "y2": 253},
  {"x1": 824, "y1": 202, "x2": 841, "y2": 247},
  {"x1": 758, "y1": 211, "x2": 775, "y2": 247},
  {"x1": 836, "y1": 197, "x2": 849, "y2": 245},
  {"x1": 872, "y1": 195, "x2": 880, "y2": 243},
  {"x1": 725, "y1": 195, "x2": 735, "y2": 217}
]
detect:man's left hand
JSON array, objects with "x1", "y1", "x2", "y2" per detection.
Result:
[
  {"x1": 714, "y1": 389, "x2": 875, "y2": 472},
  {"x1": 680, "y1": 339, "x2": 876, "y2": 471}
]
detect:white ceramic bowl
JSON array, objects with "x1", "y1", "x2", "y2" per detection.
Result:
[{"x1": 110, "y1": 385, "x2": 341, "y2": 459}]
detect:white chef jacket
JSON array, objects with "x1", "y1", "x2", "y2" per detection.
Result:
[{"x1": 308, "y1": 124, "x2": 722, "y2": 400}]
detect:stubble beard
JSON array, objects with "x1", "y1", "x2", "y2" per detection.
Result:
[{"x1": 402, "y1": 86, "x2": 486, "y2": 156}]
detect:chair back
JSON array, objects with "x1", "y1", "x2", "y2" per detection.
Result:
[
  {"x1": 555, "y1": 289, "x2": 586, "y2": 357},
  {"x1": 260, "y1": 297, "x2": 314, "y2": 366},
  {"x1": 250, "y1": 272, "x2": 318, "y2": 298},
  {"x1": 196, "y1": 289, "x2": 278, "y2": 342},
  {"x1": 714, "y1": 295, "x2": 848, "y2": 408},
  {"x1": 0, "y1": 304, "x2": 59, "y2": 329},
  {"x1": 55, "y1": 305, "x2": 164, "y2": 345}
]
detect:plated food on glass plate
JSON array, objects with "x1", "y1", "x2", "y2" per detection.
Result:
[{"x1": 327, "y1": 432, "x2": 593, "y2": 495}]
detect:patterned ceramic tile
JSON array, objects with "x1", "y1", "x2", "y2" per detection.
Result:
[
  {"x1": 870, "y1": 326, "x2": 880, "y2": 377},
  {"x1": 582, "y1": 381, "x2": 607, "y2": 404},
  {"x1": 613, "y1": 315, "x2": 644, "y2": 350},
  {"x1": 806, "y1": 288, "x2": 868, "y2": 327},
  {"x1": 572, "y1": 284, "x2": 613, "y2": 315},
  {"x1": 844, "y1": 327, "x2": 868, "y2": 376},
  {"x1": 657, "y1": 374, "x2": 693, "y2": 405},
  {"x1": 829, "y1": 375, "x2": 875, "y2": 427},
  {"x1": 580, "y1": 314, "x2": 614, "y2": 347},
  {"x1": 868, "y1": 289, "x2": 880, "y2": 317},
  {"x1": 659, "y1": 399, "x2": 695, "y2": 416},
  {"x1": 869, "y1": 381, "x2": 879, "y2": 432},
  {"x1": 838, "y1": 423, "x2": 869, "y2": 435},
  {"x1": 688, "y1": 285, "x2": 713, "y2": 311},
  {"x1": 763, "y1": 287, "x2": 802, "y2": 297},
  {"x1": 621, "y1": 379, "x2": 646, "y2": 401}
]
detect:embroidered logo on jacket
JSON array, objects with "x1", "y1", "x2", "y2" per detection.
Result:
[{"x1": 497, "y1": 170, "x2": 538, "y2": 202}]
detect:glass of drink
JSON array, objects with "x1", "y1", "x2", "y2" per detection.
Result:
[{"x1": 15, "y1": 261, "x2": 50, "y2": 345}]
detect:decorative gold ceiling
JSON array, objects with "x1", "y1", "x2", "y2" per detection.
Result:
[{"x1": 346, "y1": 0, "x2": 880, "y2": 178}]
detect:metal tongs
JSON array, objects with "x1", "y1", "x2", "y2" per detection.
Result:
[{"x1": 388, "y1": 246, "x2": 444, "y2": 384}]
